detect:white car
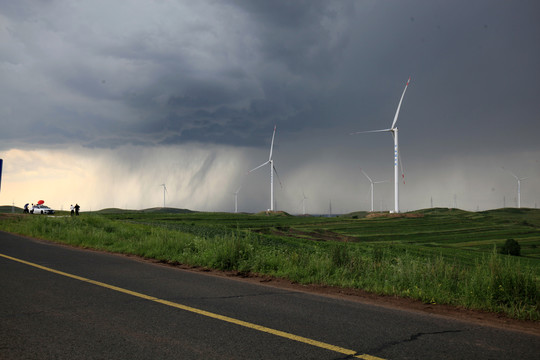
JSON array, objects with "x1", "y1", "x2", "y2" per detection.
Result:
[{"x1": 31, "y1": 204, "x2": 55, "y2": 214}]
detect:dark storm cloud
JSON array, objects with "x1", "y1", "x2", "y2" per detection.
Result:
[
  {"x1": 1, "y1": 0, "x2": 539, "y2": 158},
  {"x1": 0, "y1": 0, "x2": 360, "y2": 150},
  {"x1": 153, "y1": 99, "x2": 286, "y2": 147},
  {"x1": 119, "y1": 0, "x2": 356, "y2": 147},
  {"x1": 3, "y1": 0, "x2": 540, "y2": 214},
  {"x1": 233, "y1": 0, "x2": 354, "y2": 74}
]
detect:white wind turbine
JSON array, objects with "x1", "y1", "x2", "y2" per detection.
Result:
[
  {"x1": 248, "y1": 125, "x2": 282, "y2": 211},
  {"x1": 361, "y1": 168, "x2": 388, "y2": 212},
  {"x1": 351, "y1": 77, "x2": 410, "y2": 213},
  {"x1": 234, "y1": 185, "x2": 241, "y2": 213},
  {"x1": 300, "y1": 190, "x2": 308, "y2": 215},
  {"x1": 508, "y1": 171, "x2": 528, "y2": 208},
  {"x1": 160, "y1": 184, "x2": 167, "y2": 208}
]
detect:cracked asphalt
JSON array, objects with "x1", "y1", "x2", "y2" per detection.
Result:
[{"x1": 1, "y1": 231, "x2": 539, "y2": 359}]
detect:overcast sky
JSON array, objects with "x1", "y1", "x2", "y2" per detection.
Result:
[{"x1": 1, "y1": 0, "x2": 539, "y2": 213}]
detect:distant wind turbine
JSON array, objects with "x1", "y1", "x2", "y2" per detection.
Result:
[
  {"x1": 300, "y1": 190, "x2": 308, "y2": 215},
  {"x1": 160, "y1": 184, "x2": 167, "y2": 208},
  {"x1": 351, "y1": 77, "x2": 411, "y2": 213},
  {"x1": 234, "y1": 186, "x2": 241, "y2": 213},
  {"x1": 507, "y1": 171, "x2": 528, "y2": 208},
  {"x1": 361, "y1": 168, "x2": 388, "y2": 212},
  {"x1": 328, "y1": 199, "x2": 332, "y2": 217},
  {"x1": 248, "y1": 125, "x2": 282, "y2": 211}
]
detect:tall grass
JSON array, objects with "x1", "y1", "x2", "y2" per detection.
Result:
[{"x1": 1, "y1": 214, "x2": 538, "y2": 320}]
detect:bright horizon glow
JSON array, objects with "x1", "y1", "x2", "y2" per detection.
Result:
[{"x1": 1, "y1": 145, "x2": 539, "y2": 214}]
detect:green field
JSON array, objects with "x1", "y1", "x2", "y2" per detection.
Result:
[
  {"x1": 1, "y1": 207, "x2": 539, "y2": 320},
  {"x1": 102, "y1": 207, "x2": 540, "y2": 262}
]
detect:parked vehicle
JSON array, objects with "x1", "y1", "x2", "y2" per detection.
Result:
[{"x1": 30, "y1": 204, "x2": 55, "y2": 214}]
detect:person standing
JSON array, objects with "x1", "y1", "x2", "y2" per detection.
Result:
[
  {"x1": 23, "y1": 203, "x2": 29, "y2": 214},
  {"x1": 74, "y1": 204, "x2": 80, "y2": 216},
  {"x1": 70, "y1": 204, "x2": 74, "y2": 216}
]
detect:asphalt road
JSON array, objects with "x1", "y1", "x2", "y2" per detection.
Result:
[{"x1": 1, "y1": 231, "x2": 539, "y2": 359}]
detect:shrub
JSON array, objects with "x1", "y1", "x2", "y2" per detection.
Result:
[{"x1": 499, "y1": 238, "x2": 521, "y2": 256}]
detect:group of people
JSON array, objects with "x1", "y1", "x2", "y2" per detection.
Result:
[
  {"x1": 22, "y1": 203, "x2": 40, "y2": 214},
  {"x1": 70, "y1": 204, "x2": 80, "y2": 216},
  {"x1": 21, "y1": 203, "x2": 80, "y2": 215}
]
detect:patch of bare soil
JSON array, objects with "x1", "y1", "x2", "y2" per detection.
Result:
[
  {"x1": 254, "y1": 210, "x2": 291, "y2": 217},
  {"x1": 366, "y1": 212, "x2": 425, "y2": 219}
]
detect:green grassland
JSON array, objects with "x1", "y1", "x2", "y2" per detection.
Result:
[
  {"x1": 1, "y1": 207, "x2": 539, "y2": 320},
  {"x1": 104, "y1": 207, "x2": 540, "y2": 262}
]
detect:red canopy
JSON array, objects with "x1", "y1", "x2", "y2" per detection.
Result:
[{"x1": 37, "y1": 200, "x2": 44, "y2": 205}]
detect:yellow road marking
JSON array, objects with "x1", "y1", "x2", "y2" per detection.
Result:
[{"x1": 1, "y1": 253, "x2": 385, "y2": 360}]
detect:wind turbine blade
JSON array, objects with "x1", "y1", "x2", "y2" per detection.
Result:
[
  {"x1": 360, "y1": 168, "x2": 373, "y2": 183},
  {"x1": 505, "y1": 169, "x2": 519, "y2": 180},
  {"x1": 350, "y1": 128, "x2": 391, "y2": 135},
  {"x1": 374, "y1": 180, "x2": 389, "y2": 184},
  {"x1": 269, "y1": 125, "x2": 276, "y2": 160},
  {"x1": 273, "y1": 165, "x2": 283, "y2": 188},
  {"x1": 248, "y1": 161, "x2": 270, "y2": 173},
  {"x1": 390, "y1": 77, "x2": 411, "y2": 130}
]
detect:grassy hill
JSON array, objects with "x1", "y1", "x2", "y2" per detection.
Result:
[
  {"x1": 3, "y1": 205, "x2": 539, "y2": 260},
  {"x1": 102, "y1": 207, "x2": 540, "y2": 259},
  {"x1": 0, "y1": 205, "x2": 21, "y2": 213}
]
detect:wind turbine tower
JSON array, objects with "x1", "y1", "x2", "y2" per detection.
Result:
[
  {"x1": 328, "y1": 200, "x2": 332, "y2": 217},
  {"x1": 234, "y1": 186, "x2": 241, "y2": 213},
  {"x1": 160, "y1": 184, "x2": 167, "y2": 208},
  {"x1": 351, "y1": 77, "x2": 410, "y2": 213},
  {"x1": 248, "y1": 125, "x2": 282, "y2": 211},
  {"x1": 301, "y1": 191, "x2": 308, "y2": 215},
  {"x1": 508, "y1": 172, "x2": 528, "y2": 208},
  {"x1": 361, "y1": 168, "x2": 387, "y2": 212}
]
